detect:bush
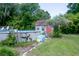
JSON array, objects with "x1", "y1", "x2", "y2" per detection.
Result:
[
  {"x1": 1, "y1": 34, "x2": 16, "y2": 47},
  {"x1": 53, "y1": 25, "x2": 62, "y2": 37},
  {"x1": 0, "y1": 46, "x2": 18, "y2": 56},
  {"x1": 61, "y1": 23, "x2": 78, "y2": 34},
  {"x1": 48, "y1": 25, "x2": 62, "y2": 38},
  {"x1": 53, "y1": 30, "x2": 62, "y2": 37}
]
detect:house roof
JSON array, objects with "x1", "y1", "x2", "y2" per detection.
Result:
[{"x1": 35, "y1": 20, "x2": 47, "y2": 26}]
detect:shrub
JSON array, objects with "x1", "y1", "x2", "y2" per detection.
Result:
[
  {"x1": 53, "y1": 25, "x2": 62, "y2": 37},
  {"x1": 0, "y1": 46, "x2": 18, "y2": 56},
  {"x1": 1, "y1": 34, "x2": 16, "y2": 47},
  {"x1": 47, "y1": 25, "x2": 62, "y2": 38}
]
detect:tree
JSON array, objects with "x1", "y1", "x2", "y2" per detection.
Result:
[
  {"x1": 47, "y1": 15, "x2": 69, "y2": 37},
  {"x1": 0, "y1": 3, "x2": 18, "y2": 26},
  {"x1": 0, "y1": 3, "x2": 50, "y2": 30},
  {"x1": 64, "y1": 13, "x2": 79, "y2": 34},
  {"x1": 14, "y1": 3, "x2": 50, "y2": 30},
  {"x1": 12, "y1": 3, "x2": 40, "y2": 30},
  {"x1": 48, "y1": 15, "x2": 70, "y2": 27},
  {"x1": 34, "y1": 9, "x2": 50, "y2": 20},
  {"x1": 60, "y1": 3, "x2": 79, "y2": 34},
  {"x1": 67, "y1": 3, "x2": 79, "y2": 14}
]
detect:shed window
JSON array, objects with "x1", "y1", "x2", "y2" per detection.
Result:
[
  {"x1": 37, "y1": 28, "x2": 39, "y2": 30},
  {"x1": 42, "y1": 28, "x2": 44, "y2": 31}
]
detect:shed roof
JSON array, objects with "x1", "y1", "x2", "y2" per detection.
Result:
[{"x1": 35, "y1": 20, "x2": 47, "y2": 26}]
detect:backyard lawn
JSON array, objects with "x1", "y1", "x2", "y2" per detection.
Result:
[{"x1": 26, "y1": 34, "x2": 79, "y2": 56}]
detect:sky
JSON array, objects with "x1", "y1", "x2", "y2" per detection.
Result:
[{"x1": 39, "y1": 3, "x2": 68, "y2": 18}]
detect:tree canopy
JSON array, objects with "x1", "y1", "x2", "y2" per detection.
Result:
[
  {"x1": 62, "y1": 3, "x2": 79, "y2": 34},
  {"x1": 48, "y1": 3, "x2": 79, "y2": 34},
  {"x1": 0, "y1": 3, "x2": 50, "y2": 30},
  {"x1": 67, "y1": 3, "x2": 79, "y2": 14},
  {"x1": 0, "y1": 3, "x2": 18, "y2": 26}
]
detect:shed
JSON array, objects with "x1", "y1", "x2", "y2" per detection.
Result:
[
  {"x1": 35, "y1": 20, "x2": 47, "y2": 34},
  {"x1": 35, "y1": 20, "x2": 53, "y2": 35}
]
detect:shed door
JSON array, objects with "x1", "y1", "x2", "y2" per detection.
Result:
[{"x1": 45, "y1": 26, "x2": 52, "y2": 33}]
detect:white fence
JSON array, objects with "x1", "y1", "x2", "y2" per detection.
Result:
[
  {"x1": 0, "y1": 33, "x2": 8, "y2": 41},
  {"x1": 16, "y1": 30, "x2": 40, "y2": 42},
  {"x1": 0, "y1": 30, "x2": 40, "y2": 42}
]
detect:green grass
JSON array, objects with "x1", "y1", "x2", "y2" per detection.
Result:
[
  {"x1": 0, "y1": 46, "x2": 19, "y2": 56},
  {"x1": 27, "y1": 34, "x2": 79, "y2": 56},
  {"x1": 15, "y1": 41, "x2": 35, "y2": 47},
  {"x1": 0, "y1": 40, "x2": 36, "y2": 56}
]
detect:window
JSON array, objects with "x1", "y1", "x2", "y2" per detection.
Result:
[
  {"x1": 42, "y1": 28, "x2": 44, "y2": 31},
  {"x1": 37, "y1": 28, "x2": 39, "y2": 30}
]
